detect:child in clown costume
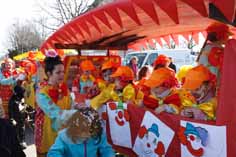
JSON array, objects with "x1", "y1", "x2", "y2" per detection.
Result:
[
  {"x1": 91, "y1": 66, "x2": 143, "y2": 110},
  {"x1": 96, "y1": 60, "x2": 118, "y2": 91},
  {"x1": 180, "y1": 65, "x2": 217, "y2": 120},
  {"x1": 143, "y1": 68, "x2": 183, "y2": 114},
  {"x1": 35, "y1": 54, "x2": 76, "y2": 157},
  {"x1": 79, "y1": 60, "x2": 96, "y2": 94},
  {"x1": 47, "y1": 107, "x2": 115, "y2": 157},
  {"x1": 21, "y1": 59, "x2": 38, "y2": 109},
  {"x1": 153, "y1": 54, "x2": 174, "y2": 73}
]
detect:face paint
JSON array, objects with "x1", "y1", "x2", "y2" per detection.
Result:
[
  {"x1": 151, "y1": 86, "x2": 171, "y2": 98},
  {"x1": 191, "y1": 84, "x2": 208, "y2": 101},
  {"x1": 157, "y1": 89, "x2": 171, "y2": 98},
  {"x1": 102, "y1": 69, "x2": 113, "y2": 82}
]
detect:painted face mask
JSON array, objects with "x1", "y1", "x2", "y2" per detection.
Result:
[
  {"x1": 191, "y1": 84, "x2": 208, "y2": 102},
  {"x1": 157, "y1": 89, "x2": 171, "y2": 98},
  {"x1": 151, "y1": 86, "x2": 171, "y2": 98},
  {"x1": 103, "y1": 69, "x2": 113, "y2": 82}
]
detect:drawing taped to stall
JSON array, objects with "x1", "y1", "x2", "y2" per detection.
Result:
[
  {"x1": 107, "y1": 101, "x2": 132, "y2": 148},
  {"x1": 133, "y1": 111, "x2": 174, "y2": 157},
  {"x1": 179, "y1": 121, "x2": 226, "y2": 157}
]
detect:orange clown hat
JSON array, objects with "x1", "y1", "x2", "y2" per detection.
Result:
[
  {"x1": 80, "y1": 60, "x2": 95, "y2": 71},
  {"x1": 153, "y1": 54, "x2": 170, "y2": 67},
  {"x1": 182, "y1": 65, "x2": 213, "y2": 90},
  {"x1": 110, "y1": 66, "x2": 134, "y2": 81},
  {"x1": 206, "y1": 22, "x2": 233, "y2": 41},
  {"x1": 144, "y1": 68, "x2": 176, "y2": 88},
  {"x1": 101, "y1": 60, "x2": 117, "y2": 71}
]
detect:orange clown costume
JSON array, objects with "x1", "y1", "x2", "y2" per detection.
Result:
[
  {"x1": 91, "y1": 66, "x2": 143, "y2": 110},
  {"x1": 20, "y1": 59, "x2": 38, "y2": 109},
  {"x1": 153, "y1": 54, "x2": 173, "y2": 71},
  {"x1": 143, "y1": 68, "x2": 183, "y2": 114},
  {"x1": 96, "y1": 60, "x2": 118, "y2": 91},
  {"x1": 181, "y1": 65, "x2": 217, "y2": 120},
  {"x1": 78, "y1": 60, "x2": 96, "y2": 94}
]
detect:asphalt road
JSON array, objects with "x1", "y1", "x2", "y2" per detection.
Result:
[{"x1": 24, "y1": 126, "x2": 36, "y2": 157}]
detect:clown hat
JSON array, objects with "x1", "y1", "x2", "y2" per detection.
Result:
[
  {"x1": 148, "y1": 124, "x2": 159, "y2": 138},
  {"x1": 182, "y1": 65, "x2": 213, "y2": 90},
  {"x1": 110, "y1": 66, "x2": 134, "y2": 81},
  {"x1": 184, "y1": 123, "x2": 200, "y2": 137},
  {"x1": 144, "y1": 68, "x2": 176, "y2": 88},
  {"x1": 101, "y1": 60, "x2": 117, "y2": 71},
  {"x1": 80, "y1": 60, "x2": 95, "y2": 71},
  {"x1": 153, "y1": 54, "x2": 170, "y2": 67},
  {"x1": 206, "y1": 22, "x2": 233, "y2": 41}
]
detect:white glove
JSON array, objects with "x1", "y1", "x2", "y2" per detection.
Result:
[{"x1": 11, "y1": 119, "x2": 17, "y2": 126}]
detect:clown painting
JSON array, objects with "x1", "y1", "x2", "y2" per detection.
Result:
[
  {"x1": 133, "y1": 111, "x2": 174, "y2": 157},
  {"x1": 106, "y1": 101, "x2": 132, "y2": 148},
  {"x1": 179, "y1": 121, "x2": 226, "y2": 157}
]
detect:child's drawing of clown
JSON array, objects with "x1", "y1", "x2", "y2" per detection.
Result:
[
  {"x1": 133, "y1": 111, "x2": 174, "y2": 157},
  {"x1": 178, "y1": 122, "x2": 208, "y2": 157},
  {"x1": 106, "y1": 101, "x2": 132, "y2": 148},
  {"x1": 135, "y1": 123, "x2": 165, "y2": 157}
]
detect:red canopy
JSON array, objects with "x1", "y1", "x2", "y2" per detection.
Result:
[{"x1": 40, "y1": 0, "x2": 236, "y2": 52}]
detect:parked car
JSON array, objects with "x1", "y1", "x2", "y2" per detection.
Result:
[{"x1": 123, "y1": 49, "x2": 197, "y2": 71}]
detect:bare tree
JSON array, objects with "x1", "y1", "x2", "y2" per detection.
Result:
[
  {"x1": 35, "y1": 0, "x2": 112, "y2": 33},
  {"x1": 6, "y1": 20, "x2": 45, "y2": 58}
]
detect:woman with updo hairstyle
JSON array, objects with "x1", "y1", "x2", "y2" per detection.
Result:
[{"x1": 35, "y1": 50, "x2": 76, "y2": 157}]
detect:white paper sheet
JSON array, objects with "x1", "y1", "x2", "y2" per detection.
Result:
[
  {"x1": 180, "y1": 121, "x2": 227, "y2": 157},
  {"x1": 133, "y1": 111, "x2": 175, "y2": 157},
  {"x1": 107, "y1": 102, "x2": 132, "y2": 148}
]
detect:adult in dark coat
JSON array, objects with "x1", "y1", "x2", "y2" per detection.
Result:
[{"x1": 0, "y1": 118, "x2": 26, "y2": 157}]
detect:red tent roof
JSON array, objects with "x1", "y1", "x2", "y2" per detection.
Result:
[{"x1": 40, "y1": 0, "x2": 236, "y2": 51}]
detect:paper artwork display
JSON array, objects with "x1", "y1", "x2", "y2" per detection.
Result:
[
  {"x1": 179, "y1": 121, "x2": 227, "y2": 157},
  {"x1": 106, "y1": 101, "x2": 132, "y2": 148},
  {"x1": 133, "y1": 111, "x2": 175, "y2": 157}
]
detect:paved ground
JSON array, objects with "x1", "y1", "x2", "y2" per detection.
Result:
[{"x1": 24, "y1": 127, "x2": 36, "y2": 157}]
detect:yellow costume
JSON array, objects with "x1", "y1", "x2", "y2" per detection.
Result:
[
  {"x1": 35, "y1": 83, "x2": 72, "y2": 154},
  {"x1": 182, "y1": 65, "x2": 217, "y2": 120},
  {"x1": 91, "y1": 83, "x2": 143, "y2": 110}
]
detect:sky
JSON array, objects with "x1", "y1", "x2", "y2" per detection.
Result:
[{"x1": 0, "y1": 0, "x2": 37, "y2": 55}]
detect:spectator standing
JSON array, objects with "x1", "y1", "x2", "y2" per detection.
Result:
[
  {"x1": 128, "y1": 56, "x2": 139, "y2": 80},
  {"x1": 168, "y1": 57, "x2": 176, "y2": 72}
]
